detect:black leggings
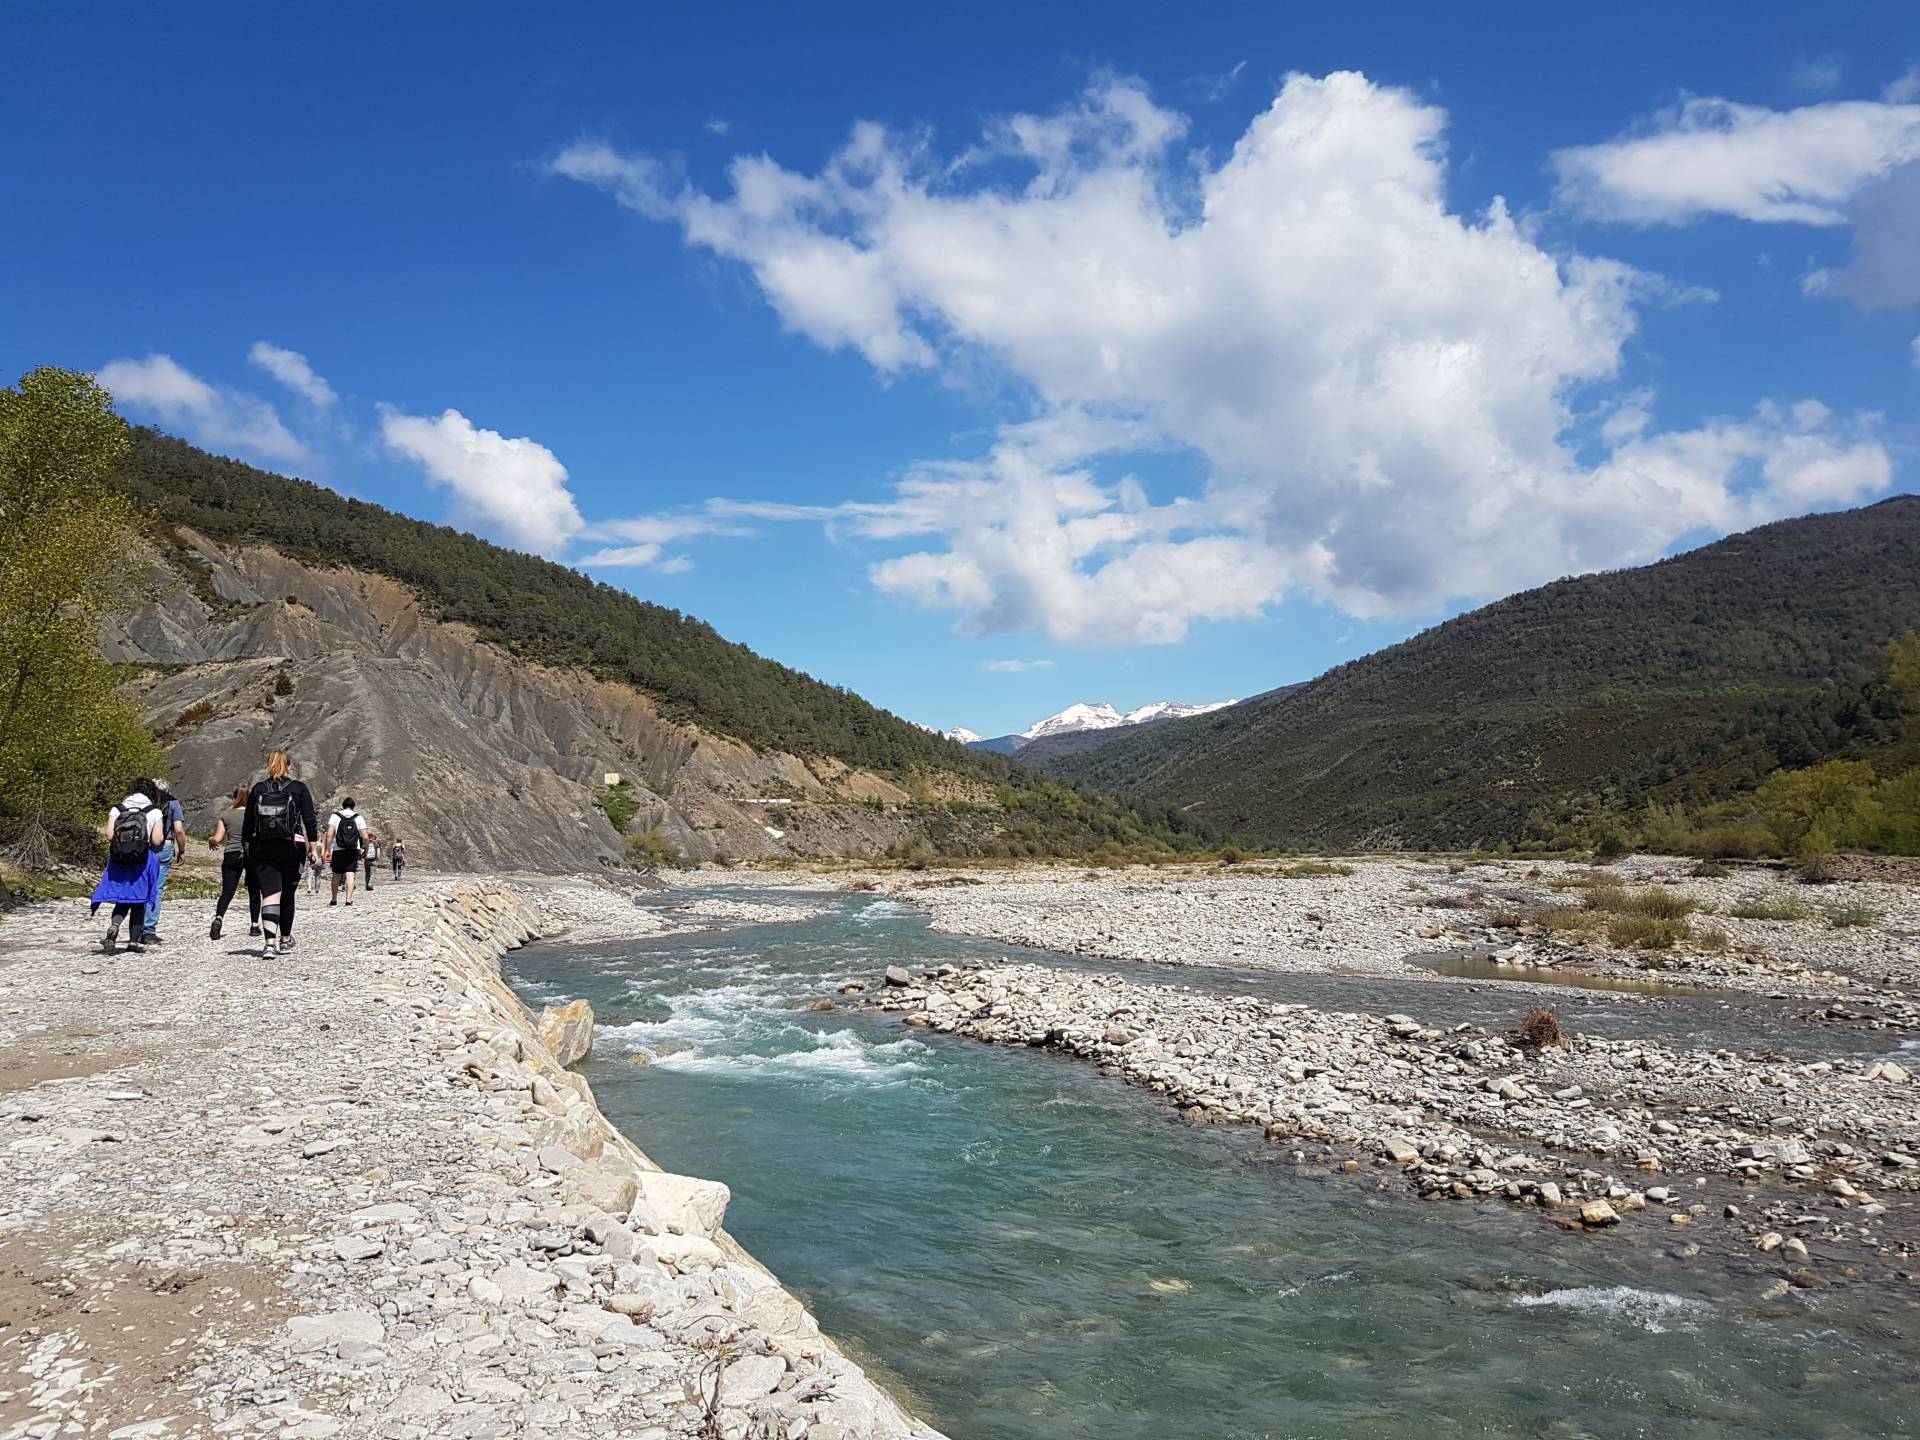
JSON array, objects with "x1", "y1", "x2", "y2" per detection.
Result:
[
  {"x1": 215, "y1": 852, "x2": 260, "y2": 923},
  {"x1": 251, "y1": 842, "x2": 304, "y2": 938}
]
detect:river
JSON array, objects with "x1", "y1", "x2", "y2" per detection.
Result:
[{"x1": 505, "y1": 888, "x2": 1920, "y2": 1439}]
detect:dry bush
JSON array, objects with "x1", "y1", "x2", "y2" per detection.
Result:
[
  {"x1": 1532, "y1": 904, "x2": 1606, "y2": 935},
  {"x1": 1726, "y1": 896, "x2": 1809, "y2": 921},
  {"x1": 1606, "y1": 914, "x2": 1692, "y2": 949},
  {"x1": 1518, "y1": 1008, "x2": 1565, "y2": 1049},
  {"x1": 1690, "y1": 861, "x2": 1731, "y2": 879},
  {"x1": 1582, "y1": 884, "x2": 1697, "y2": 920},
  {"x1": 1824, "y1": 904, "x2": 1878, "y2": 929}
]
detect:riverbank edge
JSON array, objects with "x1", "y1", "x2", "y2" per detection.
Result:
[{"x1": 432, "y1": 879, "x2": 947, "y2": 1440}]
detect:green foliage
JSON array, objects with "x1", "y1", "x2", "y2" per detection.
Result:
[
  {"x1": 1273, "y1": 860, "x2": 1355, "y2": 878},
  {"x1": 596, "y1": 780, "x2": 640, "y2": 834},
  {"x1": 0, "y1": 368, "x2": 166, "y2": 854},
  {"x1": 1754, "y1": 759, "x2": 1879, "y2": 853},
  {"x1": 624, "y1": 828, "x2": 684, "y2": 868},
  {"x1": 1690, "y1": 861, "x2": 1731, "y2": 878},
  {"x1": 1888, "y1": 630, "x2": 1920, "y2": 712},
  {"x1": 1038, "y1": 497, "x2": 1920, "y2": 849}
]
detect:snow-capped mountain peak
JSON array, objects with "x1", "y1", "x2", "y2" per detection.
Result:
[
  {"x1": 1022, "y1": 702, "x2": 1126, "y2": 740},
  {"x1": 943, "y1": 727, "x2": 983, "y2": 744}
]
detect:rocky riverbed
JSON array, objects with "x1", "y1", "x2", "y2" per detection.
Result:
[
  {"x1": 0, "y1": 877, "x2": 941, "y2": 1440},
  {"x1": 840, "y1": 855, "x2": 1920, "y2": 1004},
  {"x1": 868, "y1": 957, "x2": 1920, "y2": 1272}
]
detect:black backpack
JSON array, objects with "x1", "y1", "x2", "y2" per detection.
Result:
[
  {"x1": 109, "y1": 806, "x2": 150, "y2": 865},
  {"x1": 255, "y1": 780, "x2": 297, "y2": 842},
  {"x1": 333, "y1": 813, "x2": 362, "y2": 855}
]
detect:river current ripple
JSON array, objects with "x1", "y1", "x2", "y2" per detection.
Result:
[{"x1": 505, "y1": 889, "x2": 1920, "y2": 1440}]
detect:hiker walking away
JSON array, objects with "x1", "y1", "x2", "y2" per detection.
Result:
[
  {"x1": 308, "y1": 845, "x2": 324, "y2": 895},
  {"x1": 328, "y1": 798, "x2": 368, "y2": 906},
  {"x1": 390, "y1": 838, "x2": 405, "y2": 880},
  {"x1": 363, "y1": 834, "x2": 378, "y2": 891},
  {"x1": 243, "y1": 750, "x2": 318, "y2": 958},
  {"x1": 207, "y1": 784, "x2": 260, "y2": 940},
  {"x1": 89, "y1": 780, "x2": 165, "y2": 953},
  {"x1": 145, "y1": 779, "x2": 188, "y2": 945}
]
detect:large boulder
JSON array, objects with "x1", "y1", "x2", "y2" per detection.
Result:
[
  {"x1": 568, "y1": 1156, "x2": 641, "y2": 1217},
  {"x1": 634, "y1": 1171, "x2": 730, "y2": 1237},
  {"x1": 537, "y1": 999, "x2": 595, "y2": 1069}
]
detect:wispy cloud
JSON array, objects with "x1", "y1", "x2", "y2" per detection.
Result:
[
  {"x1": 981, "y1": 659, "x2": 1054, "y2": 672},
  {"x1": 248, "y1": 342, "x2": 337, "y2": 407},
  {"x1": 97, "y1": 353, "x2": 309, "y2": 464},
  {"x1": 1791, "y1": 55, "x2": 1844, "y2": 94}
]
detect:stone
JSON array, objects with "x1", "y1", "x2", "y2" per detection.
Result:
[
  {"x1": 884, "y1": 967, "x2": 912, "y2": 987},
  {"x1": 634, "y1": 1170, "x2": 730, "y2": 1236},
  {"x1": 538, "y1": 1145, "x2": 580, "y2": 1174},
  {"x1": 1783, "y1": 1237, "x2": 1810, "y2": 1261},
  {"x1": 1383, "y1": 1137, "x2": 1420, "y2": 1165},
  {"x1": 1579, "y1": 1200, "x2": 1619, "y2": 1227},
  {"x1": 1758, "y1": 1231, "x2": 1784, "y2": 1253},
  {"x1": 568, "y1": 1156, "x2": 641, "y2": 1217},
  {"x1": 334, "y1": 1236, "x2": 384, "y2": 1261},
  {"x1": 538, "y1": 999, "x2": 596, "y2": 1069},
  {"x1": 1538, "y1": 1182, "x2": 1563, "y2": 1207},
  {"x1": 716, "y1": 1352, "x2": 788, "y2": 1406},
  {"x1": 286, "y1": 1311, "x2": 384, "y2": 1354},
  {"x1": 491, "y1": 1264, "x2": 559, "y2": 1307}
]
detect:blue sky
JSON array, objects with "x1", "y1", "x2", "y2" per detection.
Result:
[{"x1": 4, "y1": 3, "x2": 1916, "y2": 739}]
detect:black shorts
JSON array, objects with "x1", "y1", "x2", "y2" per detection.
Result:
[{"x1": 331, "y1": 849, "x2": 360, "y2": 875}]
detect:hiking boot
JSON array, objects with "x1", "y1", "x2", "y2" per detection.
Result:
[
  {"x1": 125, "y1": 939, "x2": 146, "y2": 953},
  {"x1": 145, "y1": 933, "x2": 163, "y2": 946},
  {"x1": 101, "y1": 929, "x2": 118, "y2": 954},
  {"x1": 280, "y1": 936, "x2": 296, "y2": 951},
  {"x1": 248, "y1": 925, "x2": 261, "y2": 936},
  {"x1": 210, "y1": 916, "x2": 224, "y2": 940}
]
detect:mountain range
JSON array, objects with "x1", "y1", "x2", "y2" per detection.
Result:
[
  {"x1": 1032, "y1": 496, "x2": 1920, "y2": 849},
  {"x1": 106, "y1": 430, "x2": 1202, "y2": 868},
  {"x1": 953, "y1": 699, "x2": 1235, "y2": 755}
]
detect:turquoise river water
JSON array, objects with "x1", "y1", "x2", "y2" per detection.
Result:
[{"x1": 505, "y1": 888, "x2": 1920, "y2": 1439}]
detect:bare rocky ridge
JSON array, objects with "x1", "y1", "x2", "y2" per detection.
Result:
[
  {"x1": 0, "y1": 878, "x2": 943, "y2": 1440},
  {"x1": 105, "y1": 529, "x2": 948, "y2": 871}
]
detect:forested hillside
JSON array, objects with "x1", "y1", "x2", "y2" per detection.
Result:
[
  {"x1": 1042, "y1": 497, "x2": 1920, "y2": 849},
  {"x1": 111, "y1": 429, "x2": 1203, "y2": 860}
]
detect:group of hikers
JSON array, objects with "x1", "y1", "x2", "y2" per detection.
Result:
[{"x1": 89, "y1": 750, "x2": 408, "y2": 957}]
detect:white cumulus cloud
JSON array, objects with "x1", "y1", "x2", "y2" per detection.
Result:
[
  {"x1": 380, "y1": 407, "x2": 584, "y2": 557},
  {"x1": 555, "y1": 73, "x2": 1896, "y2": 642},
  {"x1": 248, "y1": 342, "x2": 337, "y2": 407},
  {"x1": 97, "y1": 353, "x2": 309, "y2": 465}
]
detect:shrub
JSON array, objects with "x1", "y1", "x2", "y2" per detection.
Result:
[
  {"x1": 1486, "y1": 907, "x2": 1528, "y2": 929},
  {"x1": 1582, "y1": 885, "x2": 1696, "y2": 920},
  {"x1": 1518, "y1": 1008, "x2": 1565, "y2": 1049},
  {"x1": 1606, "y1": 914, "x2": 1692, "y2": 949},
  {"x1": 1824, "y1": 904, "x2": 1878, "y2": 928},
  {"x1": 1275, "y1": 861, "x2": 1354, "y2": 878},
  {"x1": 1218, "y1": 845, "x2": 1245, "y2": 865},
  {"x1": 1681, "y1": 827, "x2": 1775, "y2": 860},
  {"x1": 624, "y1": 828, "x2": 683, "y2": 868},
  {"x1": 596, "y1": 781, "x2": 640, "y2": 834},
  {"x1": 1532, "y1": 904, "x2": 1607, "y2": 935},
  {"x1": 1692, "y1": 926, "x2": 1730, "y2": 952},
  {"x1": 1690, "y1": 861, "x2": 1731, "y2": 878},
  {"x1": 1726, "y1": 896, "x2": 1810, "y2": 921},
  {"x1": 273, "y1": 671, "x2": 294, "y2": 696},
  {"x1": 1756, "y1": 760, "x2": 1878, "y2": 854},
  {"x1": 174, "y1": 699, "x2": 215, "y2": 729}
]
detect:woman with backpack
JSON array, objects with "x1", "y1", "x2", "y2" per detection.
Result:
[
  {"x1": 207, "y1": 783, "x2": 260, "y2": 941},
  {"x1": 242, "y1": 750, "x2": 318, "y2": 959},
  {"x1": 89, "y1": 779, "x2": 166, "y2": 952}
]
